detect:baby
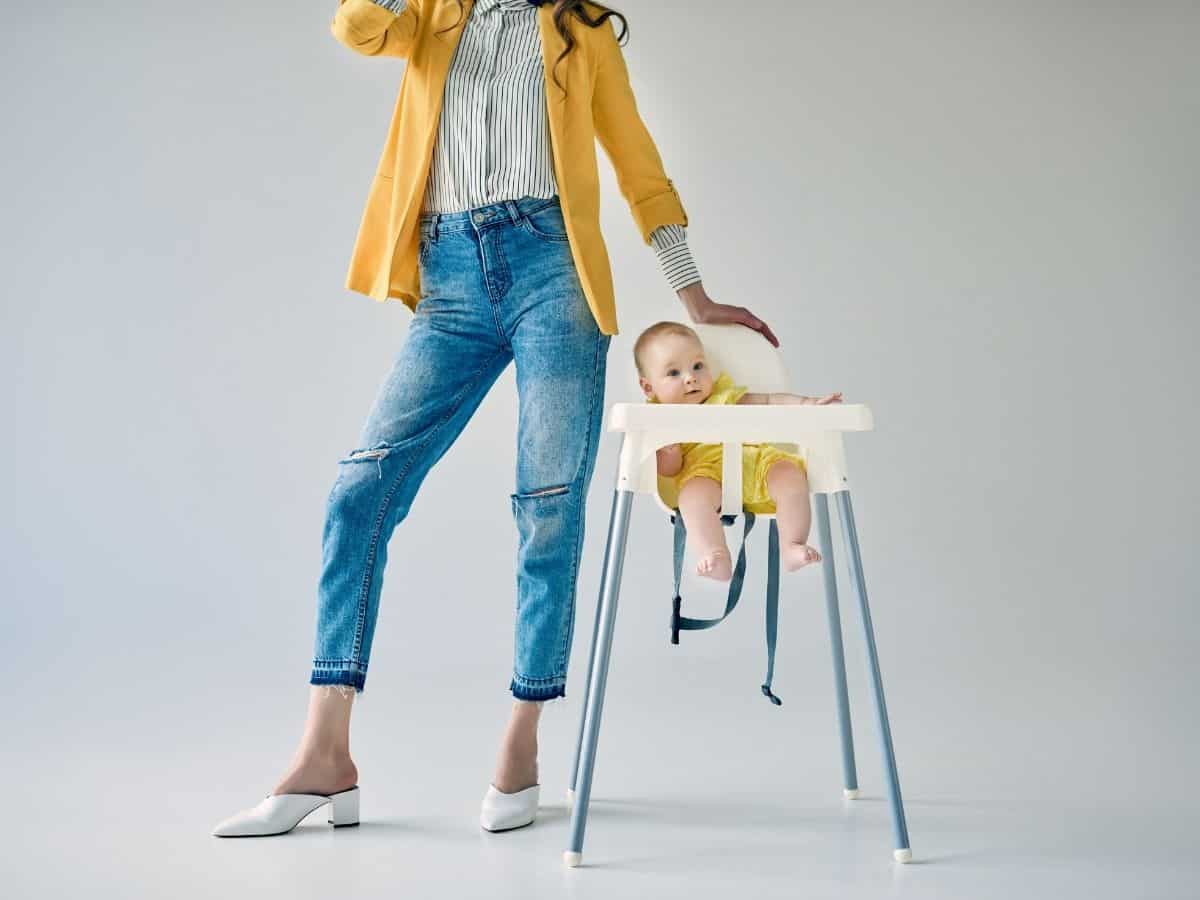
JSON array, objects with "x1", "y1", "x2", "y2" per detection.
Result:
[{"x1": 633, "y1": 321, "x2": 843, "y2": 582}]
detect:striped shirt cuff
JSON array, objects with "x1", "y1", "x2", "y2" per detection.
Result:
[
  {"x1": 370, "y1": 0, "x2": 408, "y2": 12},
  {"x1": 649, "y1": 223, "x2": 702, "y2": 293}
]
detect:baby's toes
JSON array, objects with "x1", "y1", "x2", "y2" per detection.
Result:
[
  {"x1": 696, "y1": 548, "x2": 732, "y2": 581},
  {"x1": 782, "y1": 542, "x2": 822, "y2": 571}
]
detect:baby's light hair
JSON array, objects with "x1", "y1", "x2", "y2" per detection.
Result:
[{"x1": 632, "y1": 321, "x2": 701, "y2": 377}]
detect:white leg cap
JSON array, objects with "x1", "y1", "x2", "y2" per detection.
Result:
[
  {"x1": 566, "y1": 787, "x2": 574, "y2": 804},
  {"x1": 894, "y1": 848, "x2": 912, "y2": 863},
  {"x1": 563, "y1": 851, "x2": 582, "y2": 867},
  {"x1": 843, "y1": 788, "x2": 859, "y2": 799}
]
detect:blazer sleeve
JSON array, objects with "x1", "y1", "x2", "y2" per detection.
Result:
[
  {"x1": 649, "y1": 224, "x2": 702, "y2": 292},
  {"x1": 591, "y1": 18, "x2": 689, "y2": 244},
  {"x1": 331, "y1": 0, "x2": 421, "y2": 59}
]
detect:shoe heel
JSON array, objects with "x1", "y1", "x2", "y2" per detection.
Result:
[{"x1": 327, "y1": 786, "x2": 360, "y2": 827}]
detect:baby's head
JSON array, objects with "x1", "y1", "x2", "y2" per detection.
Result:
[{"x1": 633, "y1": 321, "x2": 716, "y2": 404}]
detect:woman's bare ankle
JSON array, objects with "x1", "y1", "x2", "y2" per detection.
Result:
[
  {"x1": 273, "y1": 751, "x2": 358, "y2": 796},
  {"x1": 269, "y1": 684, "x2": 359, "y2": 795},
  {"x1": 492, "y1": 700, "x2": 541, "y2": 792}
]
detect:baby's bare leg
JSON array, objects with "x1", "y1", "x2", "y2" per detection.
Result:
[
  {"x1": 765, "y1": 459, "x2": 822, "y2": 571},
  {"x1": 677, "y1": 476, "x2": 733, "y2": 581}
]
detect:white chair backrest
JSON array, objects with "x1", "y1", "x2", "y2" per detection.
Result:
[{"x1": 624, "y1": 323, "x2": 791, "y2": 399}]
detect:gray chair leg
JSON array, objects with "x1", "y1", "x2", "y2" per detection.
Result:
[
  {"x1": 835, "y1": 490, "x2": 912, "y2": 862},
  {"x1": 568, "y1": 488, "x2": 619, "y2": 802},
  {"x1": 814, "y1": 493, "x2": 859, "y2": 798},
  {"x1": 563, "y1": 488, "x2": 635, "y2": 867}
]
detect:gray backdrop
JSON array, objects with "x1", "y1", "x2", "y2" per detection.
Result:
[{"x1": 3, "y1": 1, "x2": 1197, "y2": 897}]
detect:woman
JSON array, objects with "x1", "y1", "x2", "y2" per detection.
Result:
[{"x1": 213, "y1": 0, "x2": 778, "y2": 837}]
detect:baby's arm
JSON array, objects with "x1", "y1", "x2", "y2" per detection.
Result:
[
  {"x1": 737, "y1": 391, "x2": 843, "y2": 405},
  {"x1": 656, "y1": 443, "x2": 684, "y2": 477}
]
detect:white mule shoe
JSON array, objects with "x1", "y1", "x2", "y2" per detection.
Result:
[
  {"x1": 480, "y1": 782, "x2": 540, "y2": 832},
  {"x1": 212, "y1": 785, "x2": 360, "y2": 837}
]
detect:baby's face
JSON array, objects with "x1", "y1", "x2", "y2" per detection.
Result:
[{"x1": 639, "y1": 334, "x2": 715, "y2": 404}]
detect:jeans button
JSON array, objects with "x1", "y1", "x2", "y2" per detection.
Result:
[{"x1": 473, "y1": 212, "x2": 485, "y2": 223}]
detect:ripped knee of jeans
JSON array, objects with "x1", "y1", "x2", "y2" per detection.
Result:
[
  {"x1": 338, "y1": 442, "x2": 398, "y2": 480},
  {"x1": 511, "y1": 483, "x2": 571, "y2": 501}
]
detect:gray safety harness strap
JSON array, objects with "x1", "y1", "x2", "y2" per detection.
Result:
[{"x1": 669, "y1": 510, "x2": 783, "y2": 705}]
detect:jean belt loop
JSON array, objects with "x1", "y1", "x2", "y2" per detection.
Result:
[
  {"x1": 430, "y1": 211, "x2": 440, "y2": 242},
  {"x1": 505, "y1": 199, "x2": 522, "y2": 225}
]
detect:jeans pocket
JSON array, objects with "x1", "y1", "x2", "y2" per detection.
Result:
[{"x1": 519, "y1": 203, "x2": 570, "y2": 242}]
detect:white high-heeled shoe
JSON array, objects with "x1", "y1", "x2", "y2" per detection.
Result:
[
  {"x1": 211, "y1": 785, "x2": 360, "y2": 837},
  {"x1": 480, "y1": 781, "x2": 540, "y2": 832}
]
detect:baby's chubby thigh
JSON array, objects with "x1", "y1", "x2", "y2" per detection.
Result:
[
  {"x1": 678, "y1": 444, "x2": 723, "y2": 480},
  {"x1": 674, "y1": 445, "x2": 724, "y2": 501},
  {"x1": 744, "y1": 444, "x2": 806, "y2": 508}
]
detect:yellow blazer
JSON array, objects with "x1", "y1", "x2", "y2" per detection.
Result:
[{"x1": 330, "y1": 0, "x2": 689, "y2": 335}]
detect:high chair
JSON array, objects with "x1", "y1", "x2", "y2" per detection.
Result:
[{"x1": 562, "y1": 323, "x2": 911, "y2": 867}]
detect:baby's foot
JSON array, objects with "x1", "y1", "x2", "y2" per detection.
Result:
[
  {"x1": 781, "y1": 542, "x2": 822, "y2": 572},
  {"x1": 696, "y1": 546, "x2": 733, "y2": 581}
]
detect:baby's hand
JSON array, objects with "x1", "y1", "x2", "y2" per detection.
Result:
[
  {"x1": 791, "y1": 392, "x2": 843, "y2": 405},
  {"x1": 656, "y1": 442, "x2": 683, "y2": 477}
]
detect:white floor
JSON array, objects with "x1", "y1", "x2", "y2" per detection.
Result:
[{"x1": 5, "y1": 673, "x2": 1194, "y2": 900}]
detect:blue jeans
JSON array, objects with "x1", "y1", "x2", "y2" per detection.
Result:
[{"x1": 311, "y1": 194, "x2": 612, "y2": 701}]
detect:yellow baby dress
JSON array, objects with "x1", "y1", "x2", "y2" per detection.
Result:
[{"x1": 652, "y1": 371, "x2": 807, "y2": 515}]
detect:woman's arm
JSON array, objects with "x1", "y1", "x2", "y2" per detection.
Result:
[
  {"x1": 591, "y1": 21, "x2": 690, "y2": 244},
  {"x1": 591, "y1": 22, "x2": 779, "y2": 347},
  {"x1": 331, "y1": 0, "x2": 421, "y2": 59}
]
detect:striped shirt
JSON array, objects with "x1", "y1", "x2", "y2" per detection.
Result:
[{"x1": 372, "y1": 0, "x2": 701, "y2": 292}]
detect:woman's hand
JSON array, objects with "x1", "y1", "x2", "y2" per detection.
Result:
[{"x1": 677, "y1": 283, "x2": 779, "y2": 348}]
